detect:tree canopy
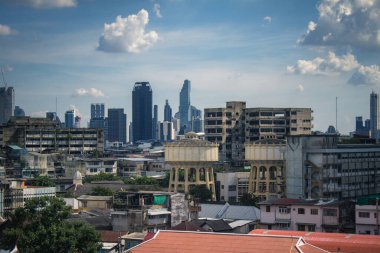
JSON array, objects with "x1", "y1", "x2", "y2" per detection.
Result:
[
  {"x1": 90, "y1": 186, "x2": 114, "y2": 196},
  {"x1": 83, "y1": 172, "x2": 120, "y2": 183},
  {"x1": 27, "y1": 175, "x2": 55, "y2": 187},
  {"x1": 124, "y1": 176, "x2": 158, "y2": 185},
  {"x1": 1, "y1": 197, "x2": 101, "y2": 253},
  {"x1": 239, "y1": 192, "x2": 259, "y2": 207},
  {"x1": 189, "y1": 185, "x2": 212, "y2": 202}
]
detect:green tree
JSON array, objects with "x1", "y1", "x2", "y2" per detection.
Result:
[
  {"x1": 28, "y1": 175, "x2": 55, "y2": 187},
  {"x1": 90, "y1": 186, "x2": 114, "y2": 196},
  {"x1": 124, "y1": 176, "x2": 158, "y2": 185},
  {"x1": 189, "y1": 185, "x2": 212, "y2": 202},
  {"x1": 1, "y1": 197, "x2": 101, "y2": 253},
  {"x1": 84, "y1": 172, "x2": 120, "y2": 183},
  {"x1": 239, "y1": 192, "x2": 259, "y2": 207}
]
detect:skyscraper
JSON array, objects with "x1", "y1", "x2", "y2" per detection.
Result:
[
  {"x1": 164, "y1": 99, "x2": 172, "y2": 122},
  {"x1": 65, "y1": 110, "x2": 75, "y2": 128},
  {"x1": 0, "y1": 87, "x2": 15, "y2": 125},
  {"x1": 132, "y1": 82, "x2": 152, "y2": 142},
  {"x1": 153, "y1": 104, "x2": 158, "y2": 140},
  {"x1": 370, "y1": 91, "x2": 379, "y2": 139},
  {"x1": 108, "y1": 108, "x2": 127, "y2": 143},
  {"x1": 14, "y1": 106, "x2": 25, "y2": 117},
  {"x1": 179, "y1": 79, "x2": 191, "y2": 134},
  {"x1": 91, "y1": 103, "x2": 105, "y2": 118}
]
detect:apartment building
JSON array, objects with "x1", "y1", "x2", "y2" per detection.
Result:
[
  {"x1": 204, "y1": 102, "x2": 312, "y2": 166},
  {"x1": 355, "y1": 194, "x2": 380, "y2": 234},
  {"x1": 81, "y1": 158, "x2": 118, "y2": 176},
  {"x1": 216, "y1": 171, "x2": 249, "y2": 202}
]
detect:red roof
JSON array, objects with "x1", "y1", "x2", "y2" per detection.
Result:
[
  {"x1": 128, "y1": 230, "x2": 326, "y2": 253},
  {"x1": 98, "y1": 230, "x2": 128, "y2": 243},
  {"x1": 250, "y1": 229, "x2": 380, "y2": 253},
  {"x1": 171, "y1": 221, "x2": 207, "y2": 232}
]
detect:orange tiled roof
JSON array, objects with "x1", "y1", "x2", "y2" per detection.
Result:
[
  {"x1": 127, "y1": 230, "x2": 326, "y2": 253},
  {"x1": 250, "y1": 229, "x2": 380, "y2": 253}
]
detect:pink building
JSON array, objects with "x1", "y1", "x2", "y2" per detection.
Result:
[{"x1": 356, "y1": 204, "x2": 380, "y2": 234}]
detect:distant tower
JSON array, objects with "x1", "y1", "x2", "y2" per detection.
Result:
[
  {"x1": 74, "y1": 115, "x2": 81, "y2": 128},
  {"x1": 165, "y1": 132, "x2": 218, "y2": 201},
  {"x1": 164, "y1": 99, "x2": 172, "y2": 122},
  {"x1": 91, "y1": 103, "x2": 105, "y2": 119},
  {"x1": 0, "y1": 87, "x2": 15, "y2": 124},
  {"x1": 108, "y1": 108, "x2": 127, "y2": 144},
  {"x1": 179, "y1": 80, "x2": 191, "y2": 134},
  {"x1": 65, "y1": 110, "x2": 75, "y2": 128},
  {"x1": 132, "y1": 82, "x2": 153, "y2": 142},
  {"x1": 370, "y1": 91, "x2": 379, "y2": 139},
  {"x1": 153, "y1": 104, "x2": 158, "y2": 140},
  {"x1": 14, "y1": 106, "x2": 25, "y2": 117}
]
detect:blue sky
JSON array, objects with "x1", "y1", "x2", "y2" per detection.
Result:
[{"x1": 0, "y1": 0, "x2": 379, "y2": 134}]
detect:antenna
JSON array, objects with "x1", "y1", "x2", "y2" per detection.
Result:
[
  {"x1": 56, "y1": 96, "x2": 58, "y2": 113},
  {"x1": 1, "y1": 68, "x2": 7, "y2": 89},
  {"x1": 336, "y1": 96, "x2": 338, "y2": 133}
]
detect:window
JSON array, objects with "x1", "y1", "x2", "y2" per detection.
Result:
[
  {"x1": 323, "y1": 208, "x2": 337, "y2": 217},
  {"x1": 221, "y1": 185, "x2": 224, "y2": 189},
  {"x1": 228, "y1": 196, "x2": 236, "y2": 203},
  {"x1": 298, "y1": 208, "x2": 305, "y2": 214},
  {"x1": 266, "y1": 206, "x2": 271, "y2": 212},
  {"x1": 279, "y1": 206, "x2": 290, "y2": 214},
  {"x1": 297, "y1": 225, "x2": 305, "y2": 231},
  {"x1": 278, "y1": 223, "x2": 289, "y2": 229},
  {"x1": 311, "y1": 209, "x2": 318, "y2": 215},
  {"x1": 228, "y1": 185, "x2": 236, "y2": 191},
  {"x1": 308, "y1": 225, "x2": 316, "y2": 232},
  {"x1": 359, "y1": 212, "x2": 370, "y2": 218}
]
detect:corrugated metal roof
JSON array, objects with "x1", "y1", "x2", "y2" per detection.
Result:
[{"x1": 199, "y1": 203, "x2": 260, "y2": 221}]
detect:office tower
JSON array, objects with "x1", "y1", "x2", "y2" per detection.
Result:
[
  {"x1": 0, "y1": 87, "x2": 15, "y2": 125},
  {"x1": 132, "y1": 82, "x2": 152, "y2": 142},
  {"x1": 129, "y1": 122, "x2": 133, "y2": 143},
  {"x1": 108, "y1": 108, "x2": 127, "y2": 143},
  {"x1": 65, "y1": 110, "x2": 75, "y2": 128},
  {"x1": 14, "y1": 106, "x2": 25, "y2": 117},
  {"x1": 356, "y1": 116, "x2": 364, "y2": 132},
  {"x1": 179, "y1": 79, "x2": 191, "y2": 134},
  {"x1": 74, "y1": 116, "x2": 81, "y2": 128},
  {"x1": 153, "y1": 104, "x2": 158, "y2": 140},
  {"x1": 190, "y1": 106, "x2": 203, "y2": 132},
  {"x1": 158, "y1": 121, "x2": 175, "y2": 142},
  {"x1": 91, "y1": 103, "x2": 105, "y2": 119},
  {"x1": 164, "y1": 99, "x2": 172, "y2": 122},
  {"x1": 370, "y1": 91, "x2": 379, "y2": 139}
]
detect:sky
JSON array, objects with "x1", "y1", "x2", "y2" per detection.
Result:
[{"x1": 0, "y1": 0, "x2": 380, "y2": 134}]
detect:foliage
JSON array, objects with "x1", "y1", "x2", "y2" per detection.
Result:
[
  {"x1": 160, "y1": 172, "x2": 170, "y2": 188},
  {"x1": 28, "y1": 175, "x2": 55, "y2": 187},
  {"x1": 90, "y1": 186, "x2": 114, "y2": 196},
  {"x1": 189, "y1": 185, "x2": 212, "y2": 203},
  {"x1": 1, "y1": 197, "x2": 101, "y2": 253},
  {"x1": 239, "y1": 192, "x2": 259, "y2": 207},
  {"x1": 83, "y1": 172, "x2": 120, "y2": 183},
  {"x1": 124, "y1": 176, "x2": 158, "y2": 185}
]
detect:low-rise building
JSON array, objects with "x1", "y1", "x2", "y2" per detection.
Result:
[
  {"x1": 216, "y1": 172, "x2": 249, "y2": 202},
  {"x1": 355, "y1": 194, "x2": 380, "y2": 235},
  {"x1": 81, "y1": 158, "x2": 118, "y2": 176}
]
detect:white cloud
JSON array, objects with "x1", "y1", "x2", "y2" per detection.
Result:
[
  {"x1": 2, "y1": 65, "x2": 14, "y2": 72},
  {"x1": 97, "y1": 9, "x2": 159, "y2": 53},
  {"x1": 68, "y1": 105, "x2": 81, "y2": 117},
  {"x1": 154, "y1": 4, "x2": 162, "y2": 18},
  {"x1": 11, "y1": 0, "x2": 76, "y2": 8},
  {"x1": 349, "y1": 65, "x2": 380, "y2": 85},
  {"x1": 73, "y1": 88, "x2": 105, "y2": 97},
  {"x1": 299, "y1": 0, "x2": 380, "y2": 50},
  {"x1": 0, "y1": 24, "x2": 16, "y2": 36},
  {"x1": 263, "y1": 16, "x2": 272, "y2": 23},
  {"x1": 288, "y1": 51, "x2": 380, "y2": 85},
  {"x1": 287, "y1": 51, "x2": 359, "y2": 75},
  {"x1": 297, "y1": 84, "x2": 304, "y2": 92}
]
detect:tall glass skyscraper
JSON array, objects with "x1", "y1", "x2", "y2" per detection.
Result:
[
  {"x1": 153, "y1": 104, "x2": 158, "y2": 140},
  {"x1": 370, "y1": 91, "x2": 379, "y2": 139},
  {"x1": 0, "y1": 87, "x2": 15, "y2": 124},
  {"x1": 164, "y1": 99, "x2": 172, "y2": 122},
  {"x1": 91, "y1": 103, "x2": 105, "y2": 118},
  {"x1": 65, "y1": 110, "x2": 75, "y2": 128},
  {"x1": 132, "y1": 82, "x2": 152, "y2": 142},
  {"x1": 108, "y1": 108, "x2": 127, "y2": 143},
  {"x1": 179, "y1": 79, "x2": 191, "y2": 134}
]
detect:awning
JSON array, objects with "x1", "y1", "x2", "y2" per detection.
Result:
[
  {"x1": 148, "y1": 208, "x2": 171, "y2": 216},
  {"x1": 275, "y1": 220, "x2": 291, "y2": 224}
]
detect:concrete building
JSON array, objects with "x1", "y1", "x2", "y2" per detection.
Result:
[
  {"x1": 157, "y1": 121, "x2": 175, "y2": 142},
  {"x1": 286, "y1": 135, "x2": 380, "y2": 200},
  {"x1": 370, "y1": 91, "x2": 380, "y2": 139},
  {"x1": 0, "y1": 87, "x2": 15, "y2": 125},
  {"x1": 80, "y1": 158, "x2": 118, "y2": 176},
  {"x1": 204, "y1": 102, "x2": 313, "y2": 166},
  {"x1": 245, "y1": 139, "x2": 286, "y2": 201},
  {"x1": 107, "y1": 108, "x2": 127, "y2": 144},
  {"x1": 132, "y1": 82, "x2": 152, "y2": 142},
  {"x1": 164, "y1": 99, "x2": 172, "y2": 122},
  {"x1": 216, "y1": 172, "x2": 250, "y2": 202},
  {"x1": 0, "y1": 117, "x2": 104, "y2": 155},
  {"x1": 165, "y1": 132, "x2": 219, "y2": 200}
]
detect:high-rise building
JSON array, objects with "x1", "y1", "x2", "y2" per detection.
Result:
[
  {"x1": 65, "y1": 110, "x2": 75, "y2": 128},
  {"x1": 74, "y1": 116, "x2": 81, "y2": 128},
  {"x1": 108, "y1": 108, "x2": 127, "y2": 144},
  {"x1": 153, "y1": 104, "x2": 158, "y2": 140},
  {"x1": 91, "y1": 103, "x2": 105, "y2": 119},
  {"x1": 164, "y1": 99, "x2": 172, "y2": 122},
  {"x1": 355, "y1": 116, "x2": 370, "y2": 136},
  {"x1": 132, "y1": 82, "x2": 152, "y2": 142},
  {"x1": 190, "y1": 106, "x2": 203, "y2": 132},
  {"x1": 158, "y1": 121, "x2": 175, "y2": 142},
  {"x1": 0, "y1": 87, "x2": 15, "y2": 125},
  {"x1": 14, "y1": 106, "x2": 25, "y2": 117},
  {"x1": 370, "y1": 91, "x2": 379, "y2": 139},
  {"x1": 179, "y1": 80, "x2": 191, "y2": 134}
]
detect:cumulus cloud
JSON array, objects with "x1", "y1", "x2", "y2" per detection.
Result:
[
  {"x1": 68, "y1": 105, "x2": 81, "y2": 117},
  {"x1": 11, "y1": 0, "x2": 76, "y2": 8},
  {"x1": 154, "y1": 4, "x2": 162, "y2": 18},
  {"x1": 287, "y1": 51, "x2": 359, "y2": 75},
  {"x1": 0, "y1": 24, "x2": 16, "y2": 36},
  {"x1": 73, "y1": 88, "x2": 105, "y2": 98},
  {"x1": 263, "y1": 16, "x2": 272, "y2": 23},
  {"x1": 299, "y1": 0, "x2": 380, "y2": 50},
  {"x1": 97, "y1": 9, "x2": 159, "y2": 53},
  {"x1": 288, "y1": 51, "x2": 380, "y2": 85}
]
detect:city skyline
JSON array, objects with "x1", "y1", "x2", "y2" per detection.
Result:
[{"x1": 1, "y1": 0, "x2": 380, "y2": 134}]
